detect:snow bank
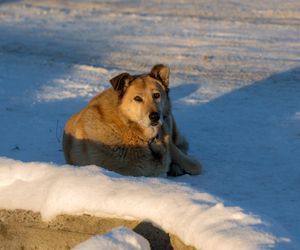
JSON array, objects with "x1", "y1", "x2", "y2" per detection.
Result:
[
  {"x1": 72, "y1": 227, "x2": 150, "y2": 250},
  {"x1": 0, "y1": 157, "x2": 295, "y2": 250}
]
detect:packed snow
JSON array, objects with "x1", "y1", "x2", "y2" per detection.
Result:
[
  {"x1": 0, "y1": 0, "x2": 300, "y2": 249},
  {"x1": 0, "y1": 158, "x2": 295, "y2": 250},
  {"x1": 71, "y1": 227, "x2": 150, "y2": 250}
]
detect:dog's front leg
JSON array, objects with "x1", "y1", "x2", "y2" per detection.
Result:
[
  {"x1": 169, "y1": 143, "x2": 202, "y2": 176},
  {"x1": 148, "y1": 134, "x2": 171, "y2": 172}
]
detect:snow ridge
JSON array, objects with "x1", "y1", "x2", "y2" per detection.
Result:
[{"x1": 0, "y1": 157, "x2": 295, "y2": 250}]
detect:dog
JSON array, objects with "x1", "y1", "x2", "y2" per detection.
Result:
[{"x1": 63, "y1": 64, "x2": 202, "y2": 176}]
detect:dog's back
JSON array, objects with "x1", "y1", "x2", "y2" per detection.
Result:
[{"x1": 63, "y1": 89, "x2": 126, "y2": 165}]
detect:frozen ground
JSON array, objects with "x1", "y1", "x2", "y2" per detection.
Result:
[{"x1": 0, "y1": 0, "x2": 299, "y2": 249}]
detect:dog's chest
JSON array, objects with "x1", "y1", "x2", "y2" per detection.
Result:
[{"x1": 106, "y1": 128, "x2": 150, "y2": 161}]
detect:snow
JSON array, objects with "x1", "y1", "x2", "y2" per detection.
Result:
[
  {"x1": 71, "y1": 227, "x2": 150, "y2": 250},
  {"x1": 0, "y1": 157, "x2": 294, "y2": 250},
  {"x1": 0, "y1": 0, "x2": 300, "y2": 249}
]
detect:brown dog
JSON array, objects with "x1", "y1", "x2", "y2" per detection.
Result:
[{"x1": 63, "y1": 64, "x2": 202, "y2": 176}]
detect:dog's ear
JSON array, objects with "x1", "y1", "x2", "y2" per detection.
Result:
[
  {"x1": 110, "y1": 73, "x2": 134, "y2": 93},
  {"x1": 150, "y1": 64, "x2": 170, "y2": 89}
]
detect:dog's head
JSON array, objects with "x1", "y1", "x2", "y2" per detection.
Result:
[{"x1": 110, "y1": 64, "x2": 170, "y2": 139}]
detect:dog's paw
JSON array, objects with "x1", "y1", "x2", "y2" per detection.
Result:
[
  {"x1": 148, "y1": 138, "x2": 166, "y2": 158},
  {"x1": 167, "y1": 163, "x2": 186, "y2": 177},
  {"x1": 186, "y1": 159, "x2": 203, "y2": 175}
]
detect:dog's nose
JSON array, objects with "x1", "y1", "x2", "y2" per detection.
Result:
[{"x1": 149, "y1": 112, "x2": 160, "y2": 123}]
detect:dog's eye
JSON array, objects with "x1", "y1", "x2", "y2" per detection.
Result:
[
  {"x1": 153, "y1": 93, "x2": 160, "y2": 99},
  {"x1": 134, "y1": 96, "x2": 143, "y2": 102}
]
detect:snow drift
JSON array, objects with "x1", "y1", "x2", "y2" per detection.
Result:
[{"x1": 0, "y1": 157, "x2": 295, "y2": 250}]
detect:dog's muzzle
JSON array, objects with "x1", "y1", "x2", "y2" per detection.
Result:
[{"x1": 149, "y1": 112, "x2": 160, "y2": 126}]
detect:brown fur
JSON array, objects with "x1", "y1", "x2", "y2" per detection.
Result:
[{"x1": 63, "y1": 65, "x2": 202, "y2": 176}]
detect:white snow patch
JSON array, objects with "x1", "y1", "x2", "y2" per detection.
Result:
[
  {"x1": 179, "y1": 82, "x2": 248, "y2": 105},
  {"x1": 294, "y1": 112, "x2": 300, "y2": 120},
  {"x1": 35, "y1": 65, "x2": 112, "y2": 102},
  {"x1": 73, "y1": 65, "x2": 109, "y2": 74},
  {"x1": 0, "y1": 157, "x2": 295, "y2": 250},
  {"x1": 71, "y1": 227, "x2": 150, "y2": 250}
]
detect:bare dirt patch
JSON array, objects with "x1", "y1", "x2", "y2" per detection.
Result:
[{"x1": 0, "y1": 209, "x2": 196, "y2": 250}]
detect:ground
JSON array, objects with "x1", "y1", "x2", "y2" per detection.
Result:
[{"x1": 0, "y1": 0, "x2": 299, "y2": 249}]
